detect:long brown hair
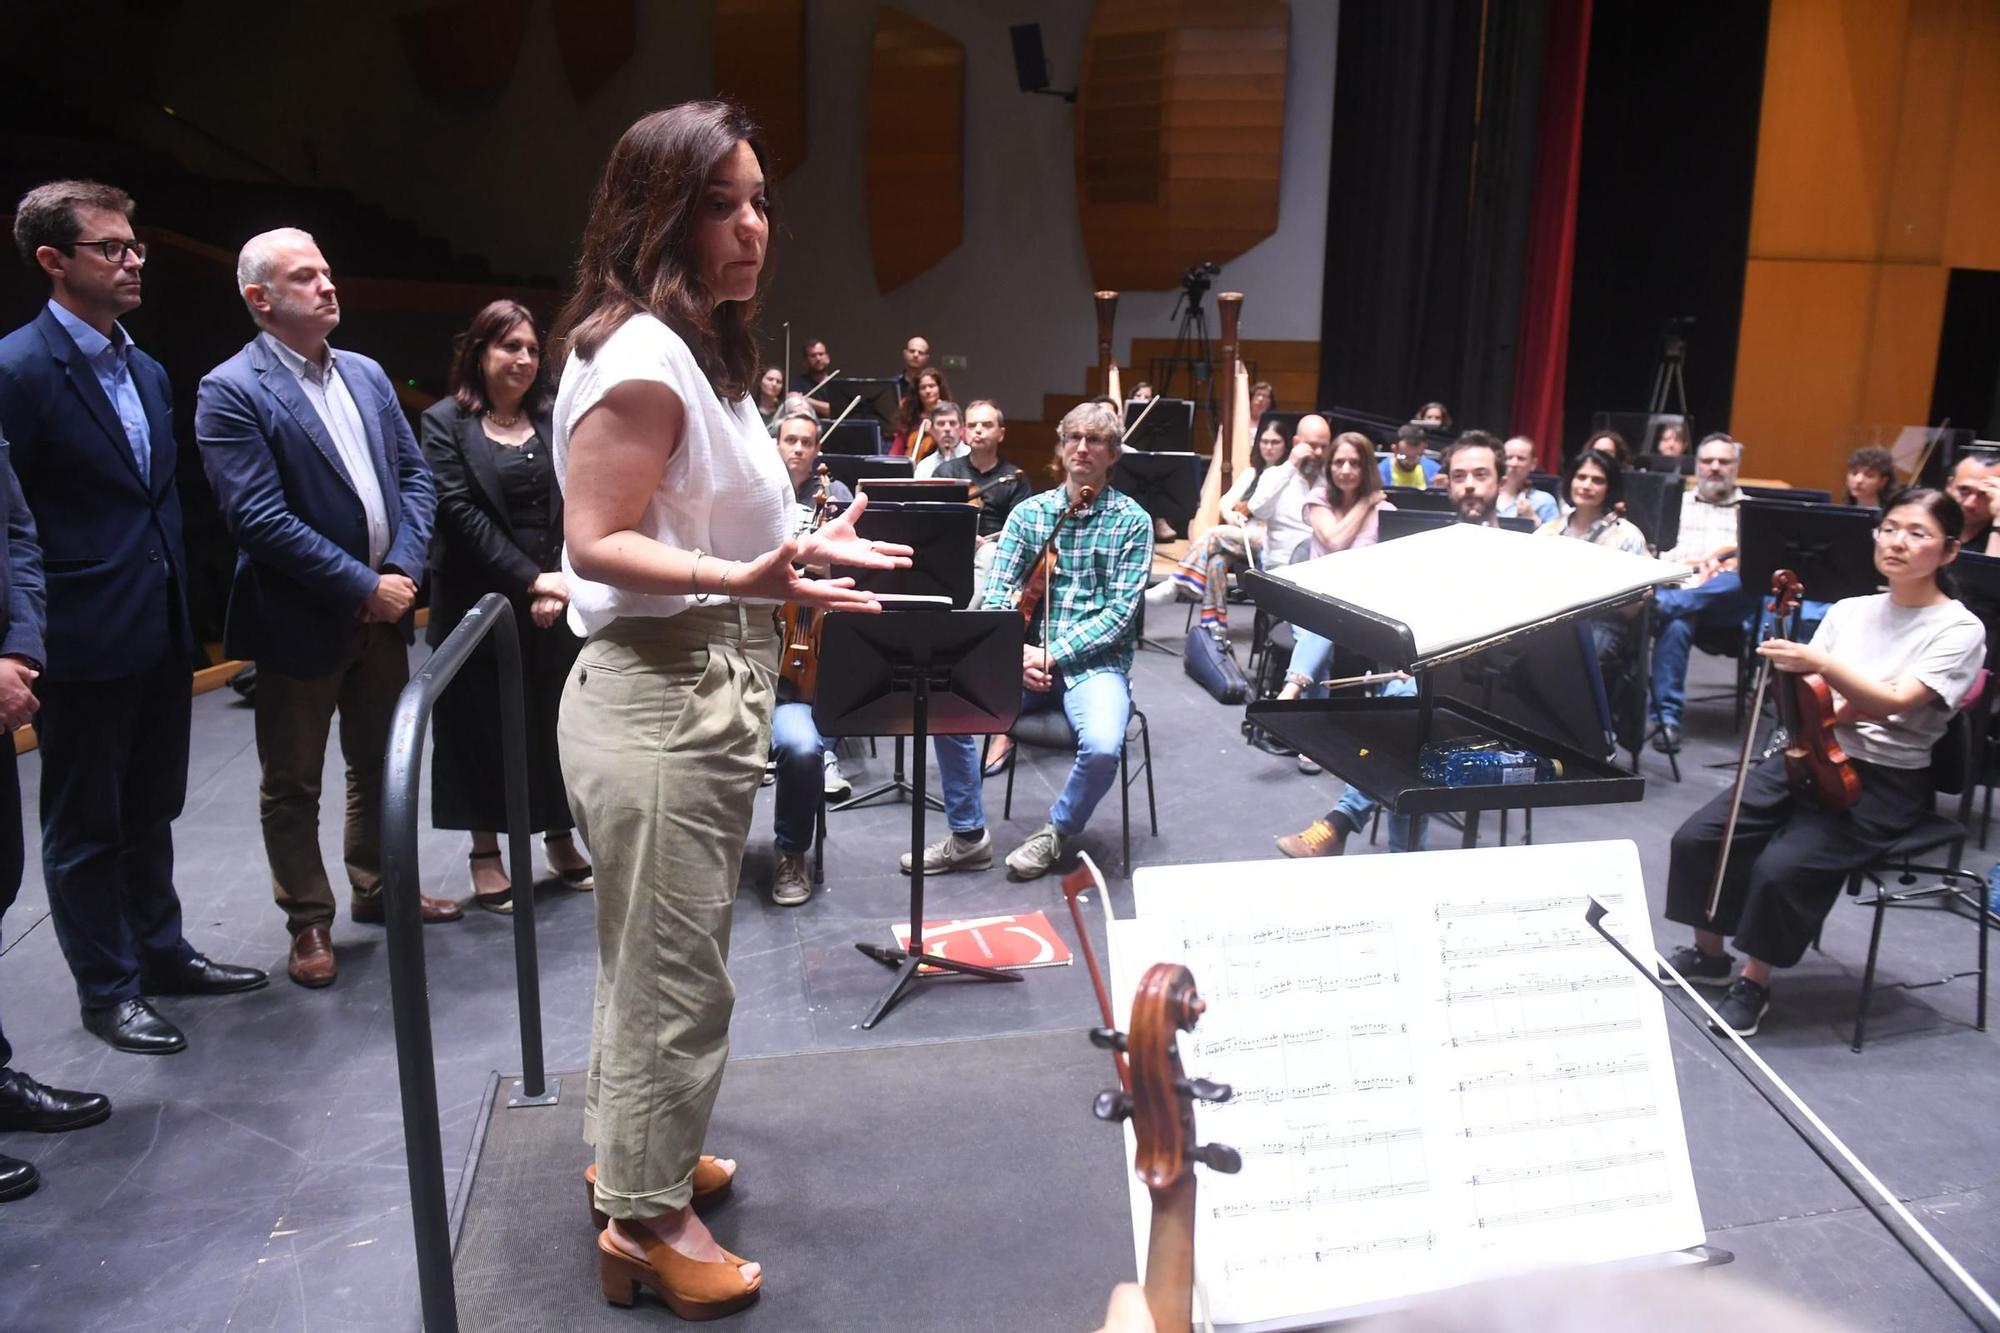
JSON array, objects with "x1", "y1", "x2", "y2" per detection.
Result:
[
  {"x1": 1327, "y1": 430, "x2": 1382, "y2": 509},
  {"x1": 894, "y1": 367, "x2": 952, "y2": 438},
  {"x1": 549, "y1": 101, "x2": 768, "y2": 399},
  {"x1": 448, "y1": 299, "x2": 549, "y2": 416}
]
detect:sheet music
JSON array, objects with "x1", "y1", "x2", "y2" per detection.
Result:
[
  {"x1": 1108, "y1": 841, "x2": 1703, "y2": 1330},
  {"x1": 1269, "y1": 523, "x2": 1684, "y2": 663}
]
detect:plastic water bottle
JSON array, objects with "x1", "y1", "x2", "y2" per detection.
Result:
[{"x1": 1436, "y1": 748, "x2": 1563, "y2": 787}]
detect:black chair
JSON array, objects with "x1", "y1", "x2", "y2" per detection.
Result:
[
  {"x1": 991, "y1": 706, "x2": 1157, "y2": 874},
  {"x1": 1840, "y1": 681, "x2": 1990, "y2": 1053}
]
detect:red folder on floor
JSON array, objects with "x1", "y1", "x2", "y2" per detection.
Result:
[{"x1": 889, "y1": 912, "x2": 1074, "y2": 974}]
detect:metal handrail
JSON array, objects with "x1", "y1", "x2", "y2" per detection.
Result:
[{"x1": 381, "y1": 593, "x2": 547, "y2": 1333}]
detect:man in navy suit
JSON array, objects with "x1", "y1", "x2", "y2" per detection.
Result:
[
  {"x1": 0, "y1": 438, "x2": 114, "y2": 1200},
  {"x1": 0, "y1": 181, "x2": 267, "y2": 1055},
  {"x1": 196, "y1": 227, "x2": 455, "y2": 990}
]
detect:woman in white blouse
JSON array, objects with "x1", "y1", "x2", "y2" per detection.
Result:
[{"x1": 551, "y1": 102, "x2": 907, "y2": 1318}]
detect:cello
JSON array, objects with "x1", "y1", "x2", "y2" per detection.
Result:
[{"x1": 1705, "y1": 569, "x2": 1862, "y2": 917}]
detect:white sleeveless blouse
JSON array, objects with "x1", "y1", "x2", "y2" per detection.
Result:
[{"x1": 552, "y1": 314, "x2": 793, "y2": 636}]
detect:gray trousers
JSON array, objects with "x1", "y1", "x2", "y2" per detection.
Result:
[{"x1": 559, "y1": 605, "x2": 775, "y2": 1218}]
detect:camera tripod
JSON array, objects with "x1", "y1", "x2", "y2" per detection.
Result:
[
  {"x1": 1157, "y1": 285, "x2": 1221, "y2": 441},
  {"x1": 1648, "y1": 326, "x2": 1690, "y2": 417}
]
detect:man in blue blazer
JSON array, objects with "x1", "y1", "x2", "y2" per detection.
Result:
[
  {"x1": 0, "y1": 437, "x2": 114, "y2": 1201},
  {"x1": 0, "y1": 181, "x2": 267, "y2": 1055},
  {"x1": 196, "y1": 227, "x2": 456, "y2": 990}
]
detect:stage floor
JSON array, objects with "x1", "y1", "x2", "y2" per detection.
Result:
[{"x1": 1, "y1": 617, "x2": 1997, "y2": 1330}]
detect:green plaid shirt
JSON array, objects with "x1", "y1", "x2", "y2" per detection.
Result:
[{"x1": 982, "y1": 484, "x2": 1153, "y2": 683}]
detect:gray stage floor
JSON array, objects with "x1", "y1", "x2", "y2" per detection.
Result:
[{"x1": 1, "y1": 623, "x2": 1997, "y2": 1330}]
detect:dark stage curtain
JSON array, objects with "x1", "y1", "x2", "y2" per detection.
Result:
[
  {"x1": 1316, "y1": 0, "x2": 1552, "y2": 436},
  {"x1": 1508, "y1": 0, "x2": 1593, "y2": 469}
]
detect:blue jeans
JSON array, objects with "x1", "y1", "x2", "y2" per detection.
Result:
[
  {"x1": 1326, "y1": 674, "x2": 1427, "y2": 852},
  {"x1": 770, "y1": 701, "x2": 824, "y2": 854},
  {"x1": 1650, "y1": 572, "x2": 1756, "y2": 727},
  {"x1": 1285, "y1": 627, "x2": 1335, "y2": 698},
  {"x1": 936, "y1": 670, "x2": 1131, "y2": 838}
]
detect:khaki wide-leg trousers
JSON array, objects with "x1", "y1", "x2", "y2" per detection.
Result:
[{"x1": 558, "y1": 605, "x2": 775, "y2": 1218}]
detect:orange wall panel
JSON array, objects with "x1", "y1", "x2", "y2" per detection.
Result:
[
  {"x1": 1943, "y1": 0, "x2": 2000, "y2": 270},
  {"x1": 1731, "y1": 261, "x2": 1874, "y2": 479},
  {"x1": 1857, "y1": 263, "x2": 1949, "y2": 430}
]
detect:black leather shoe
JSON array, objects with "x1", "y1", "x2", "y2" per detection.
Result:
[
  {"x1": 1652, "y1": 723, "x2": 1683, "y2": 754},
  {"x1": 80, "y1": 999, "x2": 187, "y2": 1055},
  {"x1": 1248, "y1": 727, "x2": 1296, "y2": 758},
  {"x1": 0, "y1": 1153, "x2": 36, "y2": 1202},
  {"x1": 0, "y1": 1070, "x2": 111, "y2": 1133},
  {"x1": 142, "y1": 953, "x2": 269, "y2": 996}
]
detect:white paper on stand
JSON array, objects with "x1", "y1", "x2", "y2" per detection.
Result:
[
  {"x1": 1268, "y1": 523, "x2": 1685, "y2": 665},
  {"x1": 1106, "y1": 841, "x2": 1704, "y2": 1330}
]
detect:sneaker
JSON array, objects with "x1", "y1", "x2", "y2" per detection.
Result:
[
  {"x1": 1659, "y1": 944, "x2": 1734, "y2": 988},
  {"x1": 773, "y1": 850, "x2": 812, "y2": 907},
  {"x1": 1710, "y1": 977, "x2": 1771, "y2": 1037},
  {"x1": 761, "y1": 756, "x2": 776, "y2": 788},
  {"x1": 1005, "y1": 823, "x2": 1067, "y2": 880},
  {"x1": 1249, "y1": 727, "x2": 1296, "y2": 758},
  {"x1": 1651, "y1": 723, "x2": 1682, "y2": 754},
  {"x1": 1297, "y1": 753, "x2": 1322, "y2": 775},
  {"x1": 899, "y1": 830, "x2": 993, "y2": 876},
  {"x1": 1276, "y1": 819, "x2": 1345, "y2": 859},
  {"x1": 1144, "y1": 579, "x2": 1181, "y2": 608},
  {"x1": 822, "y1": 751, "x2": 852, "y2": 801}
]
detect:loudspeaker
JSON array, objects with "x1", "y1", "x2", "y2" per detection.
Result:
[{"x1": 1009, "y1": 23, "x2": 1050, "y2": 93}]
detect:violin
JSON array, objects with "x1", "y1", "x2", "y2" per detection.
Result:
[
  {"x1": 1091, "y1": 964, "x2": 1241, "y2": 1333},
  {"x1": 1013, "y1": 485, "x2": 1095, "y2": 629},
  {"x1": 776, "y1": 465, "x2": 833, "y2": 703},
  {"x1": 1705, "y1": 569, "x2": 1862, "y2": 917}
]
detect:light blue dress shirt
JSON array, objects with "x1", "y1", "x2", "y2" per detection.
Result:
[
  {"x1": 46, "y1": 298, "x2": 150, "y2": 484},
  {"x1": 259, "y1": 332, "x2": 392, "y2": 569}
]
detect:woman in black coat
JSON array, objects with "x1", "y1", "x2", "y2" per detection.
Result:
[{"x1": 421, "y1": 300, "x2": 589, "y2": 911}]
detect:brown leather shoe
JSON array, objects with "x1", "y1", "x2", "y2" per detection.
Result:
[
  {"x1": 287, "y1": 927, "x2": 337, "y2": 988},
  {"x1": 349, "y1": 891, "x2": 464, "y2": 925}
]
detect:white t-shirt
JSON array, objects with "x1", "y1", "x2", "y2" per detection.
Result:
[
  {"x1": 552, "y1": 314, "x2": 793, "y2": 635},
  {"x1": 912, "y1": 441, "x2": 969, "y2": 479},
  {"x1": 1246, "y1": 461, "x2": 1319, "y2": 568},
  {"x1": 1807, "y1": 593, "x2": 1986, "y2": 769}
]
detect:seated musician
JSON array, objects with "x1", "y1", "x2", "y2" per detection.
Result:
[
  {"x1": 1275, "y1": 434, "x2": 1505, "y2": 855},
  {"x1": 1498, "y1": 434, "x2": 1559, "y2": 524},
  {"x1": 911, "y1": 399, "x2": 967, "y2": 478},
  {"x1": 1650, "y1": 432, "x2": 1752, "y2": 754},
  {"x1": 768, "y1": 404, "x2": 855, "y2": 905},
  {"x1": 1153, "y1": 415, "x2": 1324, "y2": 641},
  {"x1": 1379, "y1": 422, "x2": 1439, "y2": 489},
  {"x1": 900, "y1": 400, "x2": 1153, "y2": 880},
  {"x1": 1536, "y1": 450, "x2": 1649, "y2": 750},
  {"x1": 1661, "y1": 488, "x2": 1985, "y2": 1037},
  {"x1": 933, "y1": 399, "x2": 1029, "y2": 606}
]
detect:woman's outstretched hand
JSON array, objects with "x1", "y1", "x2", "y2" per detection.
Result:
[
  {"x1": 796, "y1": 492, "x2": 915, "y2": 571},
  {"x1": 727, "y1": 540, "x2": 890, "y2": 613}
]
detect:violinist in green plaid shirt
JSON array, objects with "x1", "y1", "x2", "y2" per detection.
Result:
[{"x1": 899, "y1": 400, "x2": 1153, "y2": 880}]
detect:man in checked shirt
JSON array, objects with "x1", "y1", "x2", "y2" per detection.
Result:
[{"x1": 900, "y1": 399, "x2": 1153, "y2": 880}]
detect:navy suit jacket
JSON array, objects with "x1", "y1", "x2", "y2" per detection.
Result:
[
  {"x1": 0, "y1": 440, "x2": 46, "y2": 671},
  {"x1": 194, "y1": 335, "x2": 436, "y2": 676},
  {"x1": 0, "y1": 306, "x2": 190, "y2": 682}
]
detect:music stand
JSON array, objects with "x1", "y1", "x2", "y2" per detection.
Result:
[
  {"x1": 1735, "y1": 500, "x2": 1881, "y2": 605},
  {"x1": 1383, "y1": 485, "x2": 1455, "y2": 514},
  {"x1": 1123, "y1": 397, "x2": 1194, "y2": 452},
  {"x1": 1378, "y1": 510, "x2": 1536, "y2": 542},
  {"x1": 821, "y1": 418, "x2": 885, "y2": 456},
  {"x1": 1623, "y1": 470, "x2": 1684, "y2": 553},
  {"x1": 814, "y1": 609, "x2": 1026, "y2": 1027},
  {"x1": 824, "y1": 376, "x2": 899, "y2": 424},
  {"x1": 830, "y1": 502, "x2": 979, "y2": 813},
  {"x1": 1255, "y1": 409, "x2": 1306, "y2": 445},
  {"x1": 1639, "y1": 453, "x2": 1695, "y2": 476},
  {"x1": 1740, "y1": 484, "x2": 1832, "y2": 505},
  {"x1": 860, "y1": 477, "x2": 971, "y2": 504},
  {"x1": 823, "y1": 454, "x2": 911, "y2": 492},
  {"x1": 1110, "y1": 452, "x2": 1208, "y2": 534}
]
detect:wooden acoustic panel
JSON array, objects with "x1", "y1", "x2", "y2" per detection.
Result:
[
  {"x1": 713, "y1": 0, "x2": 807, "y2": 180},
  {"x1": 865, "y1": 8, "x2": 965, "y2": 292},
  {"x1": 1076, "y1": 1, "x2": 1289, "y2": 291}
]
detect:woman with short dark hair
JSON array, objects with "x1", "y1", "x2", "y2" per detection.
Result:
[
  {"x1": 419, "y1": 299, "x2": 590, "y2": 910},
  {"x1": 550, "y1": 102, "x2": 906, "y2": 1315},
  {"x1": 1844, "y1": 445, "x2": 1895, "y2": 509}
]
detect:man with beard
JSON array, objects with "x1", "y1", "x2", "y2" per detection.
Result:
[
  {"x1": 1242, "y1": 413, "x2": 1332, "y2": 572},
  {"x1": 1443, "y1": 431, "x2": 1503, "y2": 525},
  {"x1": 196, "y1": 228, "x2": 450, "y2": 990},
  {"x1": 1649, "y1": 432, "x2": 1752, "y2": 753},
  {"x1": 790, "y1": 337, "x2": 832, "y2": 416},
  {"x1": 0, "y1": 181, "x2": 267, "y2": 1055}
]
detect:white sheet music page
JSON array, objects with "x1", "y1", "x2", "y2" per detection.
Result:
[
  {"x1": 1108, "y1": 841, "x2": 1703, "y2": 1330},
  {"x1": 1268, "y1": 523, "x2": 1684, "y2": 663}
]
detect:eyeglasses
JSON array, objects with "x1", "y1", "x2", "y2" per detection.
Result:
[
  {"x1": 57, "y1": 238, "x2": 146, "y2": 264},
  {"x1": 1061, "y1": 432, "x2": 1117, "y2": 447},
  {"x1": 1875, "y1": 523, "x2": 1944, "y2": 545}
]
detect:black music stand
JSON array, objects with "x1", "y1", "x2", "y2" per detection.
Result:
[
  {"x1": 1378, "y1": 510, "x2": 1537, "y2": 542},
  {"x1": 823, "y1": 454, "x2": 911, "y2": 492},
  {"x1": 1383, "y1": 485, "x2": 1455, "y2": 513},
  {"x1": 1111, "y1": 452, "x2": 1208, "y2": 534},
  {"x1": 1622, "y1": 470, "x2": 1684, "y2": 553},
  {"x1": 1735, "y1": 500, "x2": 1881, "y2": 605},
  {"x1": 814, "y1": 610, "x2": 1026, "y2": 1027},
  {"x1": 821, "y1": 418, "x2": 885, "y2": 456},
  {"x1": 1122, "y1": 397, "x2": 1194, "y2": 452},
  {"x1": 830, "y1": 503, "x2": 979, "y2": 812},
  {"x1": 860, "y1": 477, "x2": 971, "y2": 504},
  {"x1": 824, "y1": 376, "x2": 899, "y2": 424}
]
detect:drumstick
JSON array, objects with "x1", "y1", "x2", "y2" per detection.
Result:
[{"x1": 1120, "y1": 393, "x2": 1162, "y2": 444}]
